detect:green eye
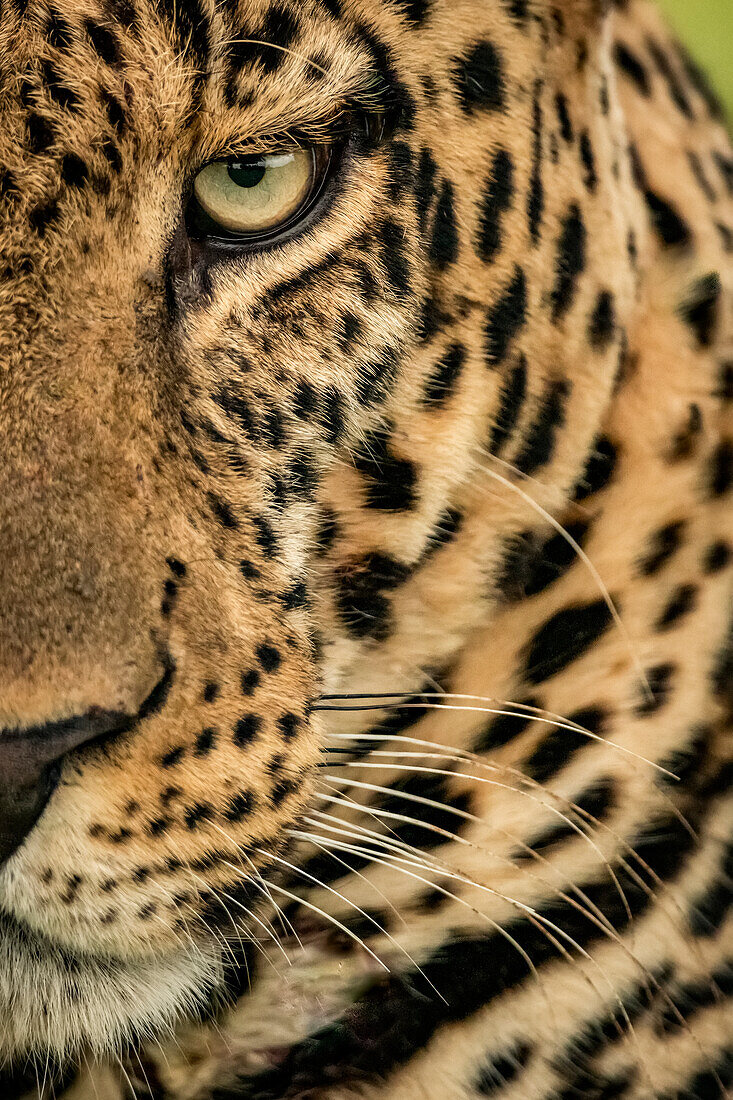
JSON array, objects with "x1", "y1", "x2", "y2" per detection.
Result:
[{"x1": 191, "y1": 148, "x2": 329, "y2": 240}]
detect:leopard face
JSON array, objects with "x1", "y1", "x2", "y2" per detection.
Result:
[{"x1": 0, "y1": 0, "x2": 681, "y2": 1067}]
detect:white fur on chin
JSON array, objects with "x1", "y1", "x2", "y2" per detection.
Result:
[{"x1": 0, "y1": 912, "x2": 223, "y2": 1065}]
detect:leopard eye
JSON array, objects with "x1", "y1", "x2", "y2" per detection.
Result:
[{"x1": 190, "y1": 147, "x2": 330, "y2": 241}]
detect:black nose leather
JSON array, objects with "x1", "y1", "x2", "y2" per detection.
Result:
[{"x1": 0, "y1": 708, "x2": 132, "y2": 867}]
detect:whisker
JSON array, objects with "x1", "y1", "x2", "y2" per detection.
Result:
[
  {"x1": 318, "y1": 752, "x2": 633, "y2": 924},
  {"x1": 130, "y1": 1047, "x2": 156, "y2": 1100},
  {"x1": 313, "y1": 800, "x2": 637, "y2": 988},
  {"x1": 209, "y1": 821, "x2": 303, "y2": 948},
  {"x1": 222, "y1": 39, "x2": 331, "y2": 80},
  {"x1": 321, "y1": 707, "x2": 673, "y2": 777},
  {"x1": 251, "y1": 877, "x2": 391, "y2": 973},
  {"x1": 252, "y1": 847, "x2": 445, "y2": 1001},
  {"x1": 324, "y1": 729, "x2": 690, "y2": 895},
  {"x1": 184, "y1": 868, "x2": 288, "y2": 970},
  {"x1": 38, "y1": 1044, "x2": 51, "y2": 1100},
  {"x1": 149, "y1": 1034, "x2": 176, "y2": 1076},
  {"x1": 283, "y1": 829, "x2": 561, "y2": 1032},
  {"x1": 562, "y1": 795, "x2": 707, "y2": 963},
  {"x1": 299, "y1": 819, "x2": 665, "y2": 1064},
  {"x1": 474, "y1": 460, "x2": 653, "y2": 702},
  {"x1": 313, "y1": 791, "x2": 614, "y2": 965},
  {"x1": 113, "y1": 1056, "x2": 137, "y2": 1100},
  {"x1": 315, "y1": 782, "x2": 647, "y2": 993},
  {"x1": 295, "y1": 830, "x2": 409, "y2": 932},
  {"x1": 321, "y1": 769, "x2": 627, "y2": 894},
  {"x1": 175, "y1": 868, "x2": 251, "y2": 969},
  {"x1": 313, "y1": 791, "x2": 625, "y2": 951},
  {"x1": 483, "y1": 451, "x2": 569, "y2": 508},
  {"x1": 81, "y1": 1050, "x2": 102, "y2": 1100},
  {"x1": 291, "y1": 828, "x2": 640, "y2": 1048},
  {"x1": 326, "y1": 749, "x2": 686, "y2": 941},
  {"x1": 304, "y1": 806, "x2": 612, "y2": 935},
  {"x1": 310, "y1": 799, "x2": 701, "y2": 1061}
]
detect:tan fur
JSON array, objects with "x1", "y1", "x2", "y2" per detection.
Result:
[{"x1": 0, "y1": 0, "x2": 730, "y2": 1096}]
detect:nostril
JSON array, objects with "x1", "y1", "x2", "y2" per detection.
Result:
[
  {"x1": 0, "y1": 708, "x2": 134, "y2": 787},
  {"x1": 0, "y1": 655, "x2": 175, "y2": 868},
  {"x1": 0, "y1": 767, "x2": 59, "y2": 872},
  {"x1": 0, "y1": 708, "x2": 133, "y2": 868}
]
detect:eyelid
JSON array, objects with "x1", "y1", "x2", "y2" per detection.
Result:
[
  {"x1": 192, "y1": 143, "x2": 321, "y2": 181},
  {"x1": 192, "y1": 105, "x2": 388, "y2": 174},
  {"x1": 247, "y1": 153, "x2": 298, "y2": 168}
]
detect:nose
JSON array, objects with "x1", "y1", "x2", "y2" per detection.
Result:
[{"x1": 0, "y1": 708, "x2": 133, "y2": 867}]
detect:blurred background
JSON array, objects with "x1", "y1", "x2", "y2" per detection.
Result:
[{"x1": 658, "y1": 0, "x2": 732, "y2": 117}]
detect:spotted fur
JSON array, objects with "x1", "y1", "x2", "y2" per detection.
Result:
[{"x1": 0, "y1": 0, "x2": 730, "y2": 1097}]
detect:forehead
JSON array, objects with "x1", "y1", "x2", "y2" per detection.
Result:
[{"x1": 0, "y1": 0, "x2": 401, "y2": 145}]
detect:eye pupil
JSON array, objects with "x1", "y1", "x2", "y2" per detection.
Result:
[
  {"x1": 227, "y1": 161, "x2": 267, "y2": 189},
  {"x1": 189, "y1": 145, "x2": 332, "y2": 244}
]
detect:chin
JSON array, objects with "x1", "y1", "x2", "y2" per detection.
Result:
[{"x1": 0, "y1": 911, "x2": 224, "y2": 1066}]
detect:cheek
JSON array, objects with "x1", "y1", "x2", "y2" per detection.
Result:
[{"x1": 4, "y1": 539, "x2": 324, "y2": 956}]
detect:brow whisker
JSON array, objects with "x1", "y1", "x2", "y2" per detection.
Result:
[{"x1": 224, "y1": 38, "x2": 331, "y2": 80}]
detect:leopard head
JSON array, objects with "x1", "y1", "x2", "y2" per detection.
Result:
[{"x1": 0, "y1": 0, "x2": 637, "y2": 1065}]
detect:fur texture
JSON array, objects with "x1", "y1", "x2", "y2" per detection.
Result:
[{"x1": 0, "y1": 0, "x2": 730, "y2": 1096}]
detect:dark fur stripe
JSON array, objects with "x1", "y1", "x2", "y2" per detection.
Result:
[
  {"x1": 474, "y1": 1041, "x2": 532, "y2": 1095},
  {"x1": 489, "y1": 354, "x2": 527, "y2": 454},
  {"x1": 524, "y1": 600, "x2": 613, "y2": 685},
  {"x1": 158, "y1": 0, "x2": 211, "y2": 70},
  {"x1": 660, "y1": 1046, "x2": 733, "y2": 1100},
  {"x1": 514, "y1": 379, "x2": 570, "y2": 475},
  {"x1": 216, "y1": 814, "x2": 698, "y2": 1098},
  {"x1": 657, "y1": 961, "x2": 733, "y2": 1034}
]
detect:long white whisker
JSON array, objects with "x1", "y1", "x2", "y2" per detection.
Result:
[
  {"x1": 318, "y1": 770, "x2": 640, "y2": 948},
  {"x1": 224, "y1": 38, "x2": 330, "y2": 79},
  {"x1": 475, "y1": 460, "x2": 653, "y2": 701},
  {"x1": 308, "y1": 805, "x2": 606, "y2": 963},
  {"x1": 251, "y1": 877, "x2": 391, "y2": 972},
  {"x1": 208, "y1": 821, "x2": 303, "y2": 949},
  {"x1": 129, "y1": 1047, "x2": 156, "y2": 1100},
  {"x1": 251, "y1": 848, "x2": 445, "y2": 1001},
  {"x1": 113, "y1": 1057, "x2": 137, "y2": 1100},
  {"x1": 310, "y1": 797, "x2": 625, "y2": 952},
  {"x1": 322, "y1": 709, "x2": 673, "y2": 777},
  {"x1": 282, "y1": 830, "x2": 562, "y2": 1034},
  {"x1": 324, "y1": 729, "x2": 689, "y2": 894},
  {"x1": 176, "y1": 866, "x2": 252, "y2": 969},
  {"x1": 316, "y1": 807, "x2": 642, "y2": 1016},
  {"x1": 321, "y1": 753, "x2": 632, "y2": 919},
  {"x1": 295, "y1": 826, "x2": 653, "y2": 1061},
  {"x1": 294, "y1": 830, "x2": 409, "y2": 932},
  {"x1": 184, "y1": 868, "x2": 289, "y2": 969},
  {"x1": 309, "y1": 801, "x2": 698, "y2": 1061}
]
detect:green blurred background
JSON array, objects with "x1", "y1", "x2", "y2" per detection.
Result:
[{"x1": 657, "y1": 0, "x2": 732, "y2": 118}]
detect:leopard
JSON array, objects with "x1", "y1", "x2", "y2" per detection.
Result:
[{"x1": 0, "y1": 0, "x2": 730, "y2": 1096}]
